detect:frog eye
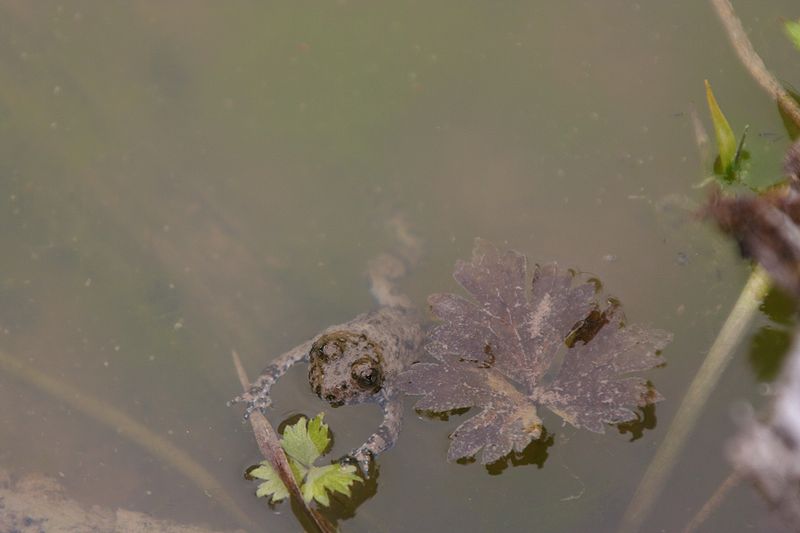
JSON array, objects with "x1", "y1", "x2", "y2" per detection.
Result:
[
  {"x1": 351, "y1": 359, "x2": 383, "y2": 390},
  {"x1": 357, "y1": 368, "x2": 378, "y2": 386},
  {"x1": 311, "y1": 335, "x2": 344, "y2": 362},
  {"x1": 322, "y1": 342, "x2": 342, "y2": 358}
]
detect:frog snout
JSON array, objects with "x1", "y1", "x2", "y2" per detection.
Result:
[
  {"x1": 319, "y1": 385, "x2": 348, "y2": 407},
  {"x1": 312, "y1": 379, "x2": 349, "y2": 407}
]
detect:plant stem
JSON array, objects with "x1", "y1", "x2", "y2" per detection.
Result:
[
  {"x1": 683, "y1": 471, "x2": 741, "y2": 533},
  {"x1": 231, "y1": 350, "x2": 336, "y2": 533},
  {"x1": 620, "y1": 0, "x2": 797, "y2": 527},
  {"x1": 619, "y1": 266, "x2": 770, "y2": 533},
  {"x1": 709, "y1": 0, "x2": 800, "y2": 129}
]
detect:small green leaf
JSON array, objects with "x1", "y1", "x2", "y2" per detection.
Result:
[
  {"x1": 306, "y1": 413, "x2": 330, "y2": 456},
  {"x1": 786, "y1": 19, "x2": 800, "y2": 50},
  {"x1": 250, "y1": 413, "x2": 361, "y2": 508},
  {"x1": 251, "y1": 463, "x2": 290, "y2": 503},
  {"x1": 288, "y1": 456, "x2": 308, "y2": 481},
  {"x1": 301, "y1": 464, "x2": 362, "y2": 506},
  {"x1": 281, "y1": 416, "x2": 324, "y2": 468},
  {"x1": 705, "y1": 79, "x2": 737, "y2": 175}
]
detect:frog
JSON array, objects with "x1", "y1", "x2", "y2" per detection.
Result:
[{"x1": 232, "y1": 226, "x2": 423, "y2": 475}]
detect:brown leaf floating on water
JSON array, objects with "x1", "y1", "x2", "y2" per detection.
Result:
[{"x1": 400, "y1": 239, "x2": 671, "y2": 464}]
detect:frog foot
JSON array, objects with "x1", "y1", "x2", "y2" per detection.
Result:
[
  {"x1": 340, "y1": 447, "x2": 374, "y2": 477},
  {"x1": 229, "y1": 389, "x2": 273, "y2": 420}
]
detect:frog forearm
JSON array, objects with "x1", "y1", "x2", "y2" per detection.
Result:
[
  {"x1": 232, "y1": 340, "x2": 313, "y2": 416},
  {"x1": 251, "y1": 340, "x2": 313, "y2": 390},
  {"x1": 353, "y1": 396, "x2": 404, "y2": 463}
]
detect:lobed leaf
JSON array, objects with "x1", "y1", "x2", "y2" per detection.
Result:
[
  {"x1": 251, "y1": 413, "x2": 361, "y2": 507},
  {"x1": 402, "y1": 240, "x2": 670, "y2": 464},
  {"x1": 426, "y1": 240, "x2": 596, "y2": 394},
  {"x1": 281, "y1": 414, "x2": 329, "y2": 468},
  {"x1": 251, "y1": 463, "x2": 290, "y2": 503},
  {"x1": 302, "y1": 464, "x2": 361, "y2": 506},
  {"x1": 306, "y1": 413, "x2": 330, "y2": 456},
  {"x1": 402, "y1": 362, "x2": 543, "y2": 464},
  {"x1": 537, "y1": 307, "x2": 669, "y2": 432}
]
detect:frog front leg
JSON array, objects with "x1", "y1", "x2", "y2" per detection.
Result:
[
  {"x1": 230, "y1": 339, "x2": 313, "y2": 418},
  {"x1": 348, "y1": 392, "x2": 404, "y2": 474}
]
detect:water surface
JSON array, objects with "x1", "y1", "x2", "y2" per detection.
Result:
[{"x1": 1, "y1": 2, "x2": 798, "y2": 531}]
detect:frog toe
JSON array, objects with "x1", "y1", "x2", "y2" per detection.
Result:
[{"x1": 340, "y1": 448, "x2": 374, "y2": 477}]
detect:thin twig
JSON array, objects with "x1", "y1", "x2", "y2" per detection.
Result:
[
  {"x1": 231, "y1": 350, "x2": 335, "y2": 533},
  {"x1": 709, "y1": 0, "x2": 800, "y2": 128},
  {"x1": 619, "y1": 266, "x2": 771, "y2": 533},
  {"x1": 0, "y1": 349, "x2": 258, "y2": 532},
  {"x1": 683, "y1": 470, "x2": 741, "y2": 533}
]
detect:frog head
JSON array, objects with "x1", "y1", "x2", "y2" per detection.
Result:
[{"x1": 308, "y1": 331, "x2": 385, "y2": 407}]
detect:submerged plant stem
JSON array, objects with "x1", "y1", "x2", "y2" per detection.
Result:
[
  {"x1": 0, "y1": 349, "x2": 257, "y2": 531},
  {"x1": 683, "y1": 470, "x2": 741, "y2": 533},
  {"x1": 619, "y1": 266, "x2": 770, "y2": 533}
]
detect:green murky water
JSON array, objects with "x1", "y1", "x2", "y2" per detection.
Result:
[{"x1": 1, "y1": 2, "x2": 799, "y2": 531}]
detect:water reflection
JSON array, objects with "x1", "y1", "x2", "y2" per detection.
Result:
[
  {"x1": 2, "y1": 1, "x2": 794, "y2": 531},
  {"x1": 750, "y1": 327, "x2": 793, "y2": 382},
  {"x1": 484, "y1": 428, "x2": 556, "y2": 476},
  {"x1": 616, "y1": 404, "x2": 658, "y2": 443},
  {"x1": 748, "y1": 287, "x2": 798, "y2": 382}
]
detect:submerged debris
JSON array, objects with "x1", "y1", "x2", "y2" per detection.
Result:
[
  {"x1": 0, "y1": 468, "x2": 241, "y2": 533},
  {"x1": 400, "y1": 239, "x2": 671, "y2": 464}
]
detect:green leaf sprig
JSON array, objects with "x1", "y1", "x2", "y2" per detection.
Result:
[
  {"x1": 785, "y1": 18, "x2": 800, "y2": 50},
  {"x1": 703, "y1": 80, "x2": 751, "y2": 186},
  {"x1": 249, "y1": 413, "x2": 362, "y2": 507}
]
